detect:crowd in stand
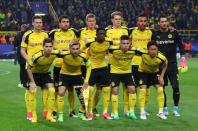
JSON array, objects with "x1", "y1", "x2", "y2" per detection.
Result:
[
  {"x1": 0, "y1": 0, "x2": 197, "y2": 31},
  {"x1": 51, "y1": 0, "x2": 198, "y2": 29}
]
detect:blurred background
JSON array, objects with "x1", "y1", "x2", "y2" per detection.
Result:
[{"x1": 0, "y1": 0, "x2": 197, "y2": 60}]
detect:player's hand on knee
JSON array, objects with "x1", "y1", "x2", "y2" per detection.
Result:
[
  {"x1": 29, "y1": 82, "x2": 36, "y2": 92},
  {"x1": 159, "y1": 76, "x2": 164, "y2": 86},
  {"x1": 83, "y1": 82, "x2": 89, "y2": 90}
]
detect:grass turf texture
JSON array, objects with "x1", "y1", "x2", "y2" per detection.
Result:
[{"x1": 0, "y1": 58, "x2": 197, "y2": 131}]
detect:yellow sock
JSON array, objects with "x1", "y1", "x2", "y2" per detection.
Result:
[
  {"x1": 29, "y1": 89, "x2": 37, "y2": 119},
  {"x1": 57, "y1": 95, "x2": 64, "y2": 113},
  {"x1": 145, "y1": 88, "x2": 150, "y2": 106},
  {"x1": 25, "y1": 90, "x2": 31, "y2": 113},
  {"x1": 68, "y1": 90, "x2": 75, "y2": 112},
  {"x1": 88, "y1": 86, "x2": 94, "y2": 114},
  {"x1": 123, "y1": 84, "x2": 129, "y2": 113},
  {"x1": 111, "y1": 94, "x2": 118, "y2": 114},
  {"x1": 47, "y1": 88, "x2": 55, "y2": 118},
  {"x1": 102, "y1": 86, "x2": 111, "y2": 113},
  {"x1": 129, "y1": 93, "x2": 136, "y2": 112},
  {"x1": 53, "y1": 92, "x2": 58, "y2": 112},
  {"x1": 82, "y1": 88, "x2": 89, "y2": 113},
  {"x1": 93, "y1": 88, "x2": 102, "y2": 109},
  {"x1": 157, "y1": 87, "x2": 164, "y2": 113},
  {"x1": 139, "y1": 88, "x2": 146, "y2": 113},
  {"x1": 42, "y1": 88, "x2": 49, "y2": 112}
]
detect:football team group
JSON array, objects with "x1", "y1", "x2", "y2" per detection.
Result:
[{"x1": 17, "y1": 11, "x2": 188, "y2": 123}]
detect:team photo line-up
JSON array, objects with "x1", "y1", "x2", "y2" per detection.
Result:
[{"x1": 17, "y1": 11, "x2": 188, "y2": 123}]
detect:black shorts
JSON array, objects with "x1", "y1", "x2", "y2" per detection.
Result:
[
  {"x1": 89, "y1": 67, "x2": 110, "y2": 86},
  {"x1": 164, "y1": 63, "x2": 179, "y2": 87},
  {"x1": 29, "y1": 72, "x2": 53, "y2": 89},
  {"x1": 59, "y1": 74, "x2": 84, "y2": 91},
  {"x1": 138, "y1": 71, "x2": 159, "y2": 86},
  {"x1": 110, "y1": 73, "x2": 135, "y2": 87},
  {"x1": 132, "y1": 65, "x2": 139, "y2": 86},
  {"x1": 53, "y1": 67, "x2": 61, "y2": 85}
]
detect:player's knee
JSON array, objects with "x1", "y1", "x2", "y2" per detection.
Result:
[
  {"x1": 49, "y1": 87, "x2": 55, "y2": 94},
  {"x1": 157, "y1": 87, "x2": 164, "y2": 94},
  {"x1": 128, "y1": 86, "x2": 136, "y2": 94},
  {"x1": 58, "y1": 86, "x2": 66, "y2": 96},
  {"x1": 112, "y1": 87, "x2": 118, "y2": 95}
]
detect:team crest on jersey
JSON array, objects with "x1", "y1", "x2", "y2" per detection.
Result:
[{"x1": 168, "y1": 34, "x2": 172, "y2": 38}]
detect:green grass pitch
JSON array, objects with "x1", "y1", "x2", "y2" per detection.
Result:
[{"x1": 0, "y1": 58, "x2": 197, "y2": 131}]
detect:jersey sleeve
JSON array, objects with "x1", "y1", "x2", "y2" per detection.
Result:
[{"x1": 21, "y1": 30, "x2": 33, "y2": 48}]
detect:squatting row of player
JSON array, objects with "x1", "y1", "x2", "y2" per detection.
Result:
[{"x1": 18, "y1": 11, "x2": 186, "y2": 123}]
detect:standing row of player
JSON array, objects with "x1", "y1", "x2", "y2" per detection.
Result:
[{"x1": 19, "y1": 11, "x2": 186, "y2": 123}]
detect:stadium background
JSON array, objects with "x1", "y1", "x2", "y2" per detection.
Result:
[{"x1": 0, "y1": 0, "x2": 197, "y2": 131}]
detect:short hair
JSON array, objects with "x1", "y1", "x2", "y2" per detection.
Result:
[
  {"x1": 158, "y1": 14, "x2": 167, "y2": 22},
  {"x1": 96, "y1": 27, "x2": 105, "y2": 33},
  {"x1": 43, "y1": 38, "x2": 53, "y2": 46},
  {"x1": 32, "y1": 16, "x2": 42, "y2": 22},
  {"x1": 138, "y1": 13, "x2": 148, "y2": 19},
  {"x1": 147, "y1": 40, "x2": 158, "y2": 49},
  {"x1": 59, "y1": 15, "x2": 70, "y2": 23},
  {"x1": 86, "y1": 13, "x2": 96, "y2": 21},
  {"x1": 111, "y1": 11, "x2": 122, "y2": 19},
  {"x1": 120, "y1": 35, "x2": 129, "y2": 41},
  {"x1": 69, "y1": 40, "x2": 80, "y2": 48}
]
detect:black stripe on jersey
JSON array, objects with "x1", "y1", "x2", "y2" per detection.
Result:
[
  {"x1": 108, "y1": 48, "x2": 120, "y2": 54},
  {"x1": 24, "y1": 30, "x2": 33, "y2": 44},
  {"x1": 70, "y1": 28, "x2": 78, "y2": 37},
  {"x1": 79, "y1": 54, "x2": 87, "y2": 63},
  {"x1": 58, "y1": 52, "x2": 70, "y2": 58},
  {"x1": 77, "y1": 28, "x2": 85, "y2": 38},
  {"x1": 86, "y1": 41, "x2": 94, "y2": 48},
  {"x1": 49, "y1": 29, "x2": 58, "y2": 40},
  {"x1": 156, "y1": 52, "x2": 166, "y2": 63},
  {"x1": 32, "y1": 51, "x2": 44, "y2": 64},
  {"x1": 128, "y1": 27, "x2": 135, "y2": 36}
]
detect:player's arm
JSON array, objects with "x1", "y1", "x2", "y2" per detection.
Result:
[
  {"x1": 20, "y1": 31, "x2": 32, "y2": 61},
  {"x1": 159, "y1": 58, "x2": 168, "y2": 86},
  {"x1": 83, "y1": 59, "x2": 92, "y2": 89},
  {"x1": 26, "y1": 59, "x2": 36, "y2": 91},
  {"x1": 21, "y1": 47, "x2": 28, "y2": 61}
]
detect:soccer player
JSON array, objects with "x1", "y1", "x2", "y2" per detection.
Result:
[
  {"x1": 49, "y1": 15, "x2": 81, "y2": 118},
  {"x1": 129, "y1": 14, "x2": 153, "y2": 116},
  {"x1": 26, "y1": 38, "x2": 57, "y2": 123},
  {"x1": 78, "y1": 13, "x2": 97, "y2": 49},
  {"x1": 105, "y1": 11, "x2": 129, "y2": 116},
  {"x1": 78, "y1": 13, "x2": 100, "y2": 116},
  {"x1": 110, "y1": 35, "x2": 137, "y2": 120},
  {"x1": 14, "y1": 24, "x2": 29, "y2": 88},
  {"x1": 21, "y1": 16, "x2": 49, "y2": 121},
  {"x1": 83, "y1": 28, "x2": 112, "y2": 120},
  {"x1": 151, "y1": 15, "x2": 186, "y2": 116},
  {"x1": 138, "y1": 40, "x2": 168, "y2": 120},
  {"x1": 56, "y1": 41, "x2": 91, "y2": 122}
]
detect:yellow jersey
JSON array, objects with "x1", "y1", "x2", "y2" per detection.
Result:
[
  {"x1": 78, "y1": 27, "x2": 96, "y2": 50},
  {"x1": 21, "y1": 30, "x2": 49, "y2": 59},
  {"x1": 60, "y1": 51, "x2": 91, "y2": 80},
  {"x1": 106, "y1": 26, "x2": 128, "y2": 47},
  {"x1": 129, "y1": 27, "x2": 153, "y2": 65},
  {"x1": 109, "y1": 47, "x2": 136, "y2": 74},
  {"x1": 28, "y1": 50, "x2": 59, "y2": 73},
  {"x1": 138, "y1": 51, "x2": 168, "y2": 73},
  {"x1": 85, "y1": 40, "x2": 112, "y2": 69},
  {"x1": 49, "y1": 28, "x2": 77, "y2": 67}
]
